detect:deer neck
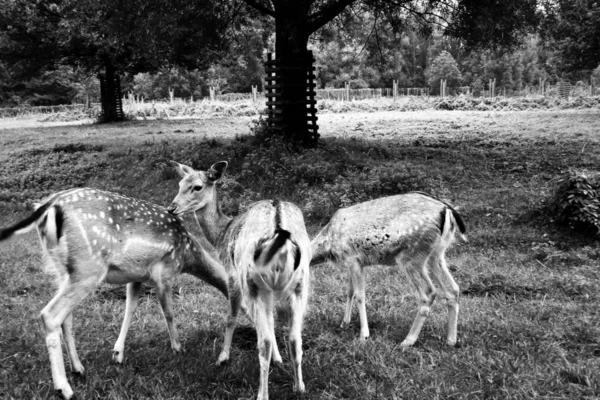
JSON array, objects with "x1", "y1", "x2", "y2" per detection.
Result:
[
  {"x1": 310, "y1": 228, "x2": 331, "y2": 264},
  {"x1": 194, "y1": 193, "x2": 232, "y2": 248},
  {"x1": 182, "y1": 237, "x2": 229, "y2": 298}
]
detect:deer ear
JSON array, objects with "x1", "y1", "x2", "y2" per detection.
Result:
[
  {"x1": 170, "y1": 160, "x2": 194, "y2": 178},
  {"x1": 208, "y1": 161, "x2": 228, "y2": 181}
]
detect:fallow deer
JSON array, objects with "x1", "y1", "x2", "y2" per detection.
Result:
[
  {"x1": 0, "y1": 188, "x2": 229, "y2": 399},
  {"x1": 311, "y1": 192, "x2": 466, "y2": 346},
  {"x1": 167, "y1": 161, "x2": 311, "y2": 400}
]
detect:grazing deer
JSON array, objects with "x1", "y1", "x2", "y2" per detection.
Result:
[
  {"x1": 168, "y1": 161, "x2": 311, "y2": 400},
  {"x1": 311, "y1": 192, "x2": 466, "y2": 346},
  {"x1": 0, "y1": 188, "x2": 228, "y2": 400}
]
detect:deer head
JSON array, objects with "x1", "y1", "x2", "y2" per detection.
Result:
[{"x1": 167, "y1": 161, "x2": 228, "y2": 215}]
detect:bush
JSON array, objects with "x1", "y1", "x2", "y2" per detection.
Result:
[{"x1": 548, "y1": 170, "x2": 600, "y2": 236}]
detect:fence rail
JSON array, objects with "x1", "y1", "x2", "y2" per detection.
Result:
[
  {"x1": 1, "y1": 82, "x2": 598, "y2": 118},
  {"x1": 0, "y1": 104, "x2": 102, "y2": 118}
]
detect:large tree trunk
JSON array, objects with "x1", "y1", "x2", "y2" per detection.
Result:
[
  {"x1": 273, "y1": 1, "x2": 318, "y2": 146},
  {"x1": 99, "y1": 58, "x2": 124, "y2": 122}
]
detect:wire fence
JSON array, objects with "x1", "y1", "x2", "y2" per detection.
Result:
[
  {"x1": 1, "y1": 82, "x2": 598, "y2": 118},
  {"x1": 0, "y1": 103, "x2": 102, "y2": 118}
]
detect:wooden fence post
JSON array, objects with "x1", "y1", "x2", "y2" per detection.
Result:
[
  {"x1": 169, "y1": 88, "x2": 174, "y2": 104},
  {"x1": 345, "y1": 82, "x2": 350, "y2": 101},
  {"x1": 209, "y1": 87, "x2": 215, "y2": 102},
  {"x1": 252, "y1": 85, "x2": 257, "y2": 102},
  {"x1": 393, "y1": 80, "x2": 397, "y2": 100}
]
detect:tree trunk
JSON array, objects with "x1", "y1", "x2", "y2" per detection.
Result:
[
  {"x1": 99, "y1": 58, "x2": 123, "y2": 122},
  {"x1": 273, "y1": 1, "x2": 318, "y2": 146}
]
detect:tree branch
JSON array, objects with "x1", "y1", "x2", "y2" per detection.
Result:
[
  {"x1": 307, "y1": 0, "x2": 360, "y2": 33},
  {"x1": 241, "y1": 0, "x2": 275, "y2": 17}
]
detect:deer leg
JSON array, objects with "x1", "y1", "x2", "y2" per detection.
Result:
[
  {"x1": 287, "y1": 279, "x2": 308, "y2": 393},
  {"x1": 341, "y1": 260, "x2": 355, "y2": 329},
  {"x1": 342, "y1": 257, "x2": 369, "y2": 339},
  {"x1": 268, "y1": 305, "x2": 282, "y2": 365},
  {"x1": 61, "y1": 312, "x2": 84, "y2": 375},
  {"x1": 401, "y1": 255, "x2": 437, "y2": 347},
  {"x1": 431, "y1": 254, "x2": 460, "y2": 346},
  {"x1": 217, "y1": 282, "x2": 242, "y2": 365},
  {"x1": 155, "y1": 280, "x2": 182, "y2": 354},
  {"x1": 41, "y1": 275, "x2": 100, "y2": 400},
  {"x1": 341, "y1": 259, "x2": 360, "y2": 330},
  {"x1": 352, "y1": 260, "x2": 370, "y2": 340},
  {"x1": 113, "y1": 281, "x2": 143, "y2": 363},
  {"x1": 255, "y1": 293, "x2": 275, "y2": 400}
]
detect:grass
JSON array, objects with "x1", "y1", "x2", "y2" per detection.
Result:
[{"x1": 1, "y1": 109, "x2": 599, "y2": 399}]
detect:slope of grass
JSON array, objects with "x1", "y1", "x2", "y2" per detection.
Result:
[{"x1": 0, "y1": 109, "x2": 599, "y2": 399}]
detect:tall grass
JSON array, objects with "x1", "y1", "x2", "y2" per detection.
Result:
[{"x1": 0, "y1": 110, "x2": 599, "y2": 399}]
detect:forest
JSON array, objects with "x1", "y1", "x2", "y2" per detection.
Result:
[{"x1": 0, "y1": 0, "x2": 599, "y2": 107}]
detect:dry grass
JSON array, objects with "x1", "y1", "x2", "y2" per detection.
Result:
[{"x1": 0, "y1": 109, "x2": 599, "y2": 399}]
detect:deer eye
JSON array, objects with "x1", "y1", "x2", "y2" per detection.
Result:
[{"x1": 193, "y1": 185, "x2": 203, "y2": 192}]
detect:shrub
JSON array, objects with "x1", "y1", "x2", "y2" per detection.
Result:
[{"x1": 548, "y1": 170, "x2": 600, "y2": 236}]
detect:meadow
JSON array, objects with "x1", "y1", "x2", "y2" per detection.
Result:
[{"x1": 0, "y1": 108, "x2": 599, "y2": 399}]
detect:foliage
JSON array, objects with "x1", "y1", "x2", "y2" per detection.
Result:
[
  {"x1": 548, "y1": 170, "x2": 600, "y2": 236},
  {"x1": 446, "y1": 0, "x2": 539, "y2": 49},
  {"x1": 428, "y1": 50, "x2": 462, "y2": 89},
  {"x1": 129, "y1": 68, "x2": 205, "y2": 101},
  {"x1": 540, "y1": 0, "x2": 600, "y2": 75},
  {"x1": 431, "y1": 95, "x2": 600, "y2": 111},
  {"x1": 5, "y1": 94, "x2": 600, "y2": 123},
  {"x1": 0, "y1": 0, "x2": 239, "y2": 110},
  {"x1": 593, "y1": 65, "x2": 600, "y2": 85}
]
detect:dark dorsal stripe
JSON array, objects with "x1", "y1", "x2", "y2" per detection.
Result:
[{"x1": 271, "y1": 199, "x2": 282, "y2": 230}]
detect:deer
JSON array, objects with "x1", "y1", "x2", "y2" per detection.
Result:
[
  {"x1": 0, "y1": 188, "x2": 229, "y2": 400},
  {"x1": 311, "y1": 192, "x2": 466, "y2": 347},
  {"x1": 167, "y1": 161, "x2": 311, "y2": 400}
]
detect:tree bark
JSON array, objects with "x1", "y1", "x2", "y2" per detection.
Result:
[
  {"x1": 273, "y1": 1, "x2": 318, "y2": 146},
  {"x1": 99, "y1": 58, "x2": 123, "y2": 122}
]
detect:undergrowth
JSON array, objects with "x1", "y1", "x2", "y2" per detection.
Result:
[
  {"x1": 13, "y1": 95, "x2": 600, "y2": 123},
  {"x1": 548, "y1": 170, "x2": 600, "y2": 236}
]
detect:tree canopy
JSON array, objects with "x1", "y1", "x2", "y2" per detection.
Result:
[
  {"x1": 540, "y1": 0, "x2": 600, "y2": 77},
  {"x1": 428, "y1": 50, "x2": 461, "y2": 88}
]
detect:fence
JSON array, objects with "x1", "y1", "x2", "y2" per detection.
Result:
[
  {"x1": 2, "y1": 81, "x2": 598, "y2": 119},
  {"x1": 0, "y1": 104, "x2": 101, "y2": 118}
]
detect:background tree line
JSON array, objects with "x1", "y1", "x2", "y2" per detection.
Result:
[{"x1": 0, "y1": 0, "x2": 598, "y2": 108}]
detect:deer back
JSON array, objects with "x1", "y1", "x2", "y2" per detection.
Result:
[
  {"x1": 220, "y1": 200, "x2": 309, "y2": 294},
  {"x1": 41, "y1": 188, "x2": 202, "y2": 284},
  {"x1": 312, "y1": 193, "x2": 454, "y2": 265}
]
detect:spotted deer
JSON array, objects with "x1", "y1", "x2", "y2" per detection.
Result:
[
  {"x1": 0, "y1": 188, "x2": 228, "y2": 400},
  {"x1": 311, "y1": 192, "x2": 466, "y2": 346},
  {"x1": 167, "y1": 161, "x2": 311, "y2": 400}
]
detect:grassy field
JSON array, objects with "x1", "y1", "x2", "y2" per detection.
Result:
[{"x1": 0, "y1": 109, "x2": 599, "y2": 399}]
